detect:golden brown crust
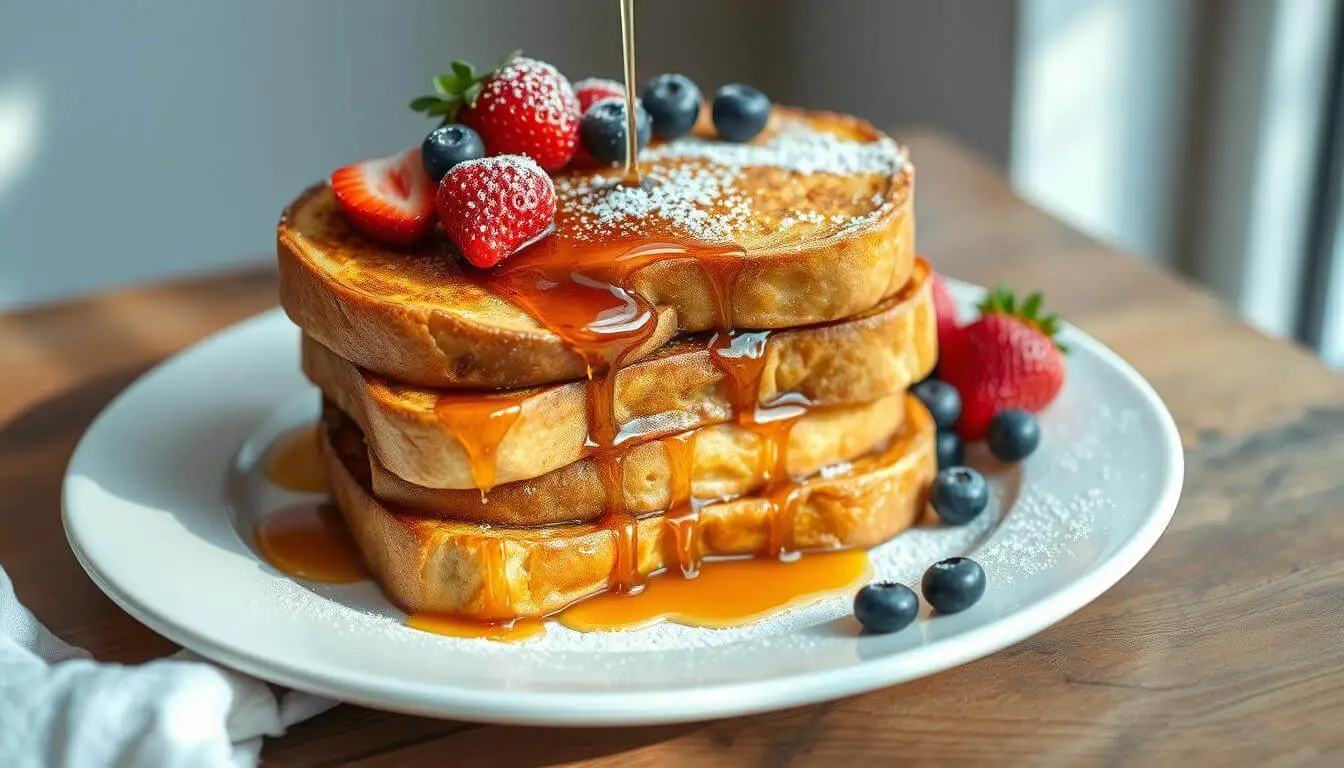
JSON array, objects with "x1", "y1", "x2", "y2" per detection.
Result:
[
  {"x1": 323, "y1": 396, "x2": 936, "y2": 619},
  {"x1": 304, "y1": 261, "x2": 935, "y2": 490},
  {"x1": 366, "y1": 393, "x2": 907, "y2": 525},
  {"x1": 278, "y1": 107, "x2": 915, "y2": 388}
]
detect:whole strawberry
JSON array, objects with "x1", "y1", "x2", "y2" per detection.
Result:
[
  {"x1": 436, "y1": 155, "x2": 556, "y2": 268},
  {"x1": 940, "y1": 288, "x2": 1067, "y2": 441},
  {"x1": 410, "y1": 52, "x2": 580, "y2": 171}
]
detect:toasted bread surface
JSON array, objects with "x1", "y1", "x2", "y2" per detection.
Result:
[
  {"x1": 305, "y1": 261, "x2": 934, "y2": 490},
  {"x1": 279, "y1": 108, "x2": 914, "y2": 388},
  {"x1": 324, "y1": 396, "x2": 935, "y2": 619}
]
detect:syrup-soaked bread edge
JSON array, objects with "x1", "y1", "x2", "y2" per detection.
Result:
[{"x1": 363, "y1": 392, "x2": 908, "y2": 525}]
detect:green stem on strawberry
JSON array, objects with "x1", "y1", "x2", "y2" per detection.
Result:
[
  {"x1": 979, "y1": 286, "x2": 1069, "y2": 353},
  {"x1": 409, "y1": 49, "x2": 522, "y2": 125}
]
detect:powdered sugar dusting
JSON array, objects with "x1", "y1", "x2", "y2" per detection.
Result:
[{"x1": 554, "y1": 117, "x2": 907, "y2": 243}]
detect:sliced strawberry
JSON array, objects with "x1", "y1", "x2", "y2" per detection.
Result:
[
  {"x1": 940, "y1": 288, "x2": 1067, "y2": 441},
  {"x1": 330, "y1": 148, "x2": 435, "y2": 246},
  {"x1": 436, "y1": 154, "x2": 556, "y2": 268}
]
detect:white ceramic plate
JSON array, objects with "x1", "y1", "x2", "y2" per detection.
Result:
[{"x1": 63, "y1": 283, "x2": 1182, "y2": 725}]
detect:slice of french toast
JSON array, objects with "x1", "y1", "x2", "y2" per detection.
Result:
[
  {"x1": 279, "y1": 108, "x2": 914, "y2": 389},
  {"x1": 363, "y1": 392, "x2": 906, "y2": 525}
]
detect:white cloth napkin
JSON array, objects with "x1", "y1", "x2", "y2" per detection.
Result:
[{"x1": 0, "y1": 564, "x2": 335, "y2": 767}]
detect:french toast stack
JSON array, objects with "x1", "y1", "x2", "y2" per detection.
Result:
[{"x1": 277, "y1": 108, "x2": 939, "y2": 621}]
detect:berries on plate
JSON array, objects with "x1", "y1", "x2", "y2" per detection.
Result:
[
  {"x1": 987, "y1": 409, "x2": 1041, "y2": 462},
  {"x1": 574, "y1": 77, "x2": 626, "y2": 113},
  {"x1": 921, "y1": 557, "x2": 986, "y2": 614},
  {"x1": 436, "y1": 155, "x2": 556, "y2": 269},
  {"x1": 854, "y1": 582, "x2": 919, "y2": 634},
  {"x1": 410, "y1": 52, "x2": 580, "y2": 171},
  {"x1": 912, "y1": 379, "x2": 961, "y2": 431},
  {"x1": 712, "y1": 83, "x2": 770, "y2": 142},
  {"x1": 642, "y1": 73, "x2": 702, "y2": 139},
  {"x1": 940, "y1": 287, "x2": 1068, "y2": 441},
  {"x1": 421, "y1": 124, "x2": 485, "y2": 182},
  {"x1": 330, "y1": 147, "x2": 435, "y2": 246},
  {"x1": 935, "y1": 431, "x2": 965, "y2": 469},
  {"x1": 580, "y1": 97, "x2": 652, "y2": 166},
  {"x1": 931, "y1": 467, "x2": 988, "y2": 525}
]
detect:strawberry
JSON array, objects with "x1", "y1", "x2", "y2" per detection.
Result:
[
  {"x1": 410, "y1": 52, "x2": 579, "y2": 172},
  {"x1": 436, "y1": 155, "x2": 556, "y2": 268},
  {"x1": 940, "y1": 287, "x2": 1068, "y2": 441},
  {"x1": 929, "y1": 269, "x2": 961, "y2": 352},
  {"x1": 329, "y1": 147, "x2": 435, "y2": 246},
  {"x1": 573, "y1": 77, "x2": 625, "y2": 113}
]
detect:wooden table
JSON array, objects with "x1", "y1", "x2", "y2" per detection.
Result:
[{"x1": 4, "y1": 131, "x2": 1342, "y2": 766}]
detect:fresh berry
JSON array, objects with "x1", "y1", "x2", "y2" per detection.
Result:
[
  {"x1": 421, "y1": 124, "x2": 485, "y2": 182},
  {"x1": 410, "y1": 52, "x2": 580, "y2": 171},
  {"x1": 912, "y1": 379, "x2": 961, "y2": 430},
  {"x1": 986, "y1": 409, "x2": 1041, "y2": 462},
  {"x1": 930, "y1": 270, "x2": 961, "y2": 353},
  {"x1": 936, "y1": 431, "x2": 965, "y2": 469},
  {"x1": 436, "y1": 155, "x2": 556, "y2": 269},
  {"x1": 931, "y1": 467, "x2": 988, "y2": 525},
  {"x1": 854, "y1": 582, "x2": 919, "y2": 634},
  {"x1": 574, "y1": 77, "x2": 626, "y2": 113},
  {"x1": 712, "y1": 84, "x2": 770, "y2": 142},
  {"x1": 940, "y1": 288, "x2": 1068, "y2": 441},
  {"x1": 330, "y1": 147, "x2": 435, "y2": 246},
  {"x1": 642, "y1": 73, "x2": 702, "y2": 139},
  {"x1": 921, "y1": 557, "x2": 986, "y2": 614},
  {"x1": 580, "y1": 97, "x2": 652, "y2": 165}
]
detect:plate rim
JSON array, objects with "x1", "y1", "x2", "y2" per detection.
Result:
[{"x1": 61, "y1": 291, "x2": 1184, "y2": 726}]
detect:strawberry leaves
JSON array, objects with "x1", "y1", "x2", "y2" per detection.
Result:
[
  {"x1": 410, "y1": 49, "x2": 521, "y2": 125},
  {"x1": 978, "y1": 286, "x2": 1069, "y2": 353}
]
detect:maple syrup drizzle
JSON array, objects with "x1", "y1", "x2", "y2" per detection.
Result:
[
  {"x1": 262, "y1": 425, "x2": 327, "y2": 493},
  {"x1": 658, "y1": 432, "x2": 701, "y2": 577},
  {"x1": 477, "y1": 537, "x2": 513, "y2": 619},
  {"x1": 557, "y1": 549, "x2": 871, "y2": 631},
  {"x1": 432, "y1": 392, "x2": 524, "y2": 493},
  {"x1": 618, "y1": 0, "x2": 641, "y2": 186},
  {"x1": 406, "y1": 613, "x2": 546, "y2": 643},
  {"x1": 255, "y1": 503, "x2": 367, "y2": 583}
]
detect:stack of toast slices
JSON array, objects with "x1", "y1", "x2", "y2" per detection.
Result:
[{"x1": 277, "y1": 107, "x2": 938, "y2": 622}]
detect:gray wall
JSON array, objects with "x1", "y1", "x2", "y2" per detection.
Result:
[{"x1": 0, "y1": 0, "x2": 1018, "y2": 310}]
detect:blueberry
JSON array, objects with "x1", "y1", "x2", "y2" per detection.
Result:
[
  {"x1": 931, "y1": 467, "x2": 988, "y2": 525},
  {"x1": 986, "y1": 409, "x2": 1041, "y2": 462},
  {"x1": 580, "y1": 98, "x2": 652, "y2": 165},
  {"x1": 912, "y1": 379, "x2": 961, "y2": 430},
  {"x1": 421, "y1": 124, "x2": 485, "y2": 182},
  {"x1": 853, "y1": 582, "x2": 919, "y2": 634},
  {"x1": 712, "y1": 84, "x2": 770, "y2": 142},
  {"x1": 921, "y1": 557, "x2": 986, "y2": 614},
  {"x1": 936, "y1": 431, "x2": 964, "y2": 469},
  {"x1": 642, "y1": 73, "x2": 702, "y2": 139}
]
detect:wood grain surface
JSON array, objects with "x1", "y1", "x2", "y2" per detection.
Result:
[{"x1": 3, "y1": 131, "x2": 1342, "y2": 766}]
